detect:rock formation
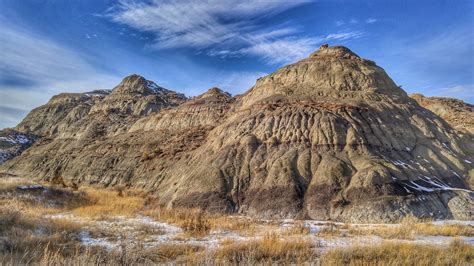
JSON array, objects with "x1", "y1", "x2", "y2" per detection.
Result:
[
  {"x1": 1, "y1": 45, "x2": 473, "y2": 222},
  {"x1": 0, "y1": 129, "x2": 36, "y2": 164},
  {"x1": 410, "y1": 93, "x2": 474, "y2": 135}
]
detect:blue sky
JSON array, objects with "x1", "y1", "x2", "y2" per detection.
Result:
[{"x1": 0, "y1": 0, "x2": 473, "y2": 129}]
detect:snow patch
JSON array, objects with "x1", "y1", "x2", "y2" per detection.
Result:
[
  {"x1": 146, "y1": 81, "x2": 167, "y2": 94},
  {"x1": 79, "y1": 231, "x2": 118, "y2": 250},
  {"x1": 0, "y1": 134, "x2": 31, "y2": 145},
  {"x1": 83, "y1": 90, "x2": 111, "y2": 97},
  {"x1": 0, "y1": 151, "x2": 11, "y2": 164},
  {"x1": 17, "y1": 185, "x2": 45, "y2": 190}
]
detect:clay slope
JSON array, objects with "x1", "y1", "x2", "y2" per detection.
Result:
[
  {"x1": 1, "y1": 45, "x2": 473, "y2": 222},
  {"x1": 410, "y1": 93, "x2": 474, "y2": 135}
]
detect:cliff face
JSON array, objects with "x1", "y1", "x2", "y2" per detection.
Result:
[
  {"x1": 1, "y1": 45, "x2": 473, "y2": 222},
  {"x1": 410, "y1": 93, "x2": 474, "y2": 135}
]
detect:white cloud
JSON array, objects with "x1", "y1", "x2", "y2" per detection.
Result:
[
  {"x1": 108, "y1": 0, "x2": 337, "y2": 64},
  {"x1": 435, "y1": 84, "x2": 474, "y2": 102},
  {"x1": 337, "y1": 18, "x2": 377, "y2": 26},
  {"x1": 109, "y1": 0, "x2": 307, "y2": 48},
  {"x1": 238, "y1": 37, "x2": 319, "y2": 64},
  {"x1": 349, "y1": 18, "x2": 359, "y2": 24},
  {"x1": 0, "y1": 21, "x2": 121, "y2": 129},
  {"x1": 325, "y1": 31, "x2": 365, "y2": 41},
  {"x1": 109, "y1": 1, "x2": 366, "y2": 65},
  {"x1": 366, "y1": 18, "x2": 378, "y2": 24}
]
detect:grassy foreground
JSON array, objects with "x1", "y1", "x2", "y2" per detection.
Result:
[
  {"x1": 322, "y1": 238, "x2": 474, "y2": 266},
  {"x1": 0, "y1": 177, "x2": 473, "y2": 265}
]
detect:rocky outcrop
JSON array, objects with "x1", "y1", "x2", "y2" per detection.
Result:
[
  {"x1": 0, "y1": 129, "x2": 37, "y2": 164},
  {"x1": 156, "y1": 45, "x2": 473, "y2": 221},
  {"x1": 15, "y1": 91, "x2": 107, "y2": 138},
  {"x1": 14, "y1": 75, "x2": 187, "y2": 140},
  {"x1": 1, "y1": 45, "x2": 473, "y2": 222},
  {"x1": 130, "y1": 87, "x2": 234, "y2": 132},
  {"x1": 410, "y1": 93, "x2": 474, "y2": 134}
]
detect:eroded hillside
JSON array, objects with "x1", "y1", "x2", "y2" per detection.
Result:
[{"x1": 1, "y1": 45, "x2": 473, "y2": 222}]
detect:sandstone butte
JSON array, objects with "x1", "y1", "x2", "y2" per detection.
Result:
[{"x1": 0, "y1": 45, "x2": 473, "y2": 222}]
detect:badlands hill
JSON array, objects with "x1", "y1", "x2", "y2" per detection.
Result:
[
  {"x1": 1, "y1": 45, "x2": 472, "y2": 222},
  {"x1": 410, "y1": 93, "x2": 474, "y2": 135}
]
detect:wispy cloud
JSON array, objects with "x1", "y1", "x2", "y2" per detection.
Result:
[
  {"x1": 335, "y1": 18, "x2": 378, "y2": 26},
  {"x1": 366, "y1": 18, "x2": 378, "y2": 24},
  {"x1": 325, "y1": 31, "x2": 365, "y2": 41},
  {"x1": 435, "y1": 84, "x2": 474, "y2": 102},
  {"x1": 0, "y1": 20, "x2": 120, "y2": 129},
  {"x1": 108, "y1": 0, "x2": 363, "y2": 64},
  {"x1": 237, "y1": 37, "x2": 319, "y2": 64},
  {"x1": 349, "y1": 18, "x2": 359, "y2": 24},
  {"x1": 387, "y1": 26, "x2": 474, "y2": 103},
  {"x1": 108, "y1": 0, "x2": 307, "y2": 48}
]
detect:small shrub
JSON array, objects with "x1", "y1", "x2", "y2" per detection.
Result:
[{"x1": 141, "y1": 150, "x2": 153, "y2": 161}]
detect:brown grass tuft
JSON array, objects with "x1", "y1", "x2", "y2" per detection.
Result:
[
  {"x1": 349, "y1": 216, "x2": 473, "y2": 239},
  {"x1": 316, "y1": 222, "x2": 343, "y2": 238},
  {"x1": 321, "y1": 239, "x2": 474, "y2": 266},
  {"x1": 73, "y1": 188, "x2": 144, "y2": 217},
  {"x1": 209, "y1": 216, "x2": 257, "y2": 235},
  {"x1": 144, "y1": 206, "x2": 211, "y2": 236},
  {"x1": 414, "y1": 223, "x2": 474, "y2": 237},
  {"x1": 212, "y1": 233, "x2": 317, "y2": 263},
  {"x1": 281, "y1": 221, "x2": 311, "y2": 236}
]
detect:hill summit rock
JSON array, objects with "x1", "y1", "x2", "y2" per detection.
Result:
[{"x1": 1, "y1": 45, "x2": 473, "y2": 222}]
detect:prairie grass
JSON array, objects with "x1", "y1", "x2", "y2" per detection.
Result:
[
  {"x1": 348, "y1": 224, "x2": 415, "y2": 239},
  {"x1": 209, "y1": 216, "x2": 257, "y2": 235},
  {"x1": 1, "y1": 243, "x2": 203, "y2": 265},
  {"x1": 2, "y1": 178, "x2": 473, "y2": 265},
  {"x1": 316, "y1": 222, "x2": 344, "y2": 238},
  {"x1": 3, "y1": 238, "x2": 473, "y2": 265},
  {"x1": 72, "y1": 188, "x2": 145, "y2": 218},
  {"x1": 211, "y1": 233, "x2": 317, "y2": 263},
  {"x1": 321, "y1": 238, "x2": 474, "y2": 266},
  {"x1": 281, "y1": 221, "x2": 311, "y2": 236},
  {"x1": 144, "y1": 206, "x2": 211, "y2": 236},
  {"x1": 0, "y1": 206, "x2": 83, "y2": 260},
  {"x1": 413, "y1": 223, "x2": 474, "y2": 237},
  {"x1": 0, "y1": 177, "x2": 36, "y2": 191},
  {"x1": 349, "y1": 215, "x2": 473, "y2": 239},
  {"x1": 148, "y1": 244, "x2": 203, "y2": 262}
]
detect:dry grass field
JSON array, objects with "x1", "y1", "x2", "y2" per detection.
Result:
[{"x1": 1, "y1": 176, "x2": 473, "y2": 265}]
